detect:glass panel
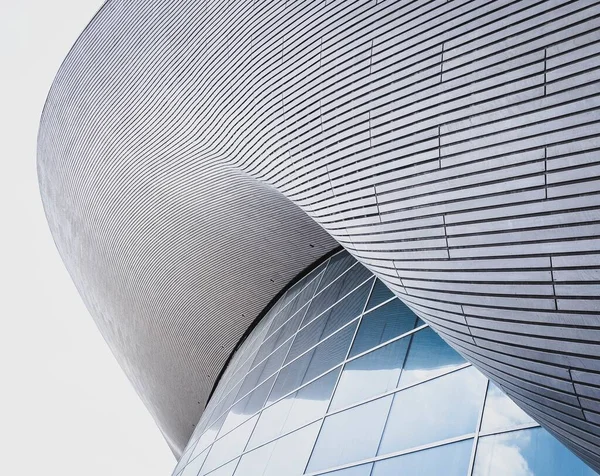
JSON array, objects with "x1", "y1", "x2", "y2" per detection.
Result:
[
  {"x1": 372, "y1": 439, "x2": 473, "y2": 476},
  {"x1": 316, "y1": 251, "x2": 356, "y2": 293},
  {"x1": 174, "y1": 440, "x2": 197, "y2": 474},
  {"x1": 350, "y1": 299, "x2": 418, "y2": 357},
  {"x1": 181, "y1": 448, "x2": 209, "y2": 476},
  {"x1": 379, "y1": 367, "x2": 486, "y2": 455},
  {"x1": 320, "y1": 279, "x2": 372, "y2": 338},
  {"x1": 365, "y1": 279, "x2": 394, "y2": 311},
  {"x1": 201, "y1": 415, "x2": 258, "y2": 474},
  {"x1": 480, "y1": 382, "x2": 536, "y2": 434},
  {"x1": 235, "y1": 422, "x2": 321, "y2": 476},
  {"x1": 281, "y1": 367, "x2": 340, "y2": 435},
  {"x1": 263, "y1": 422, "x2": 321, "y2": 476},
  {"x1": 473, "y1": 427, "x2": 597, "y2": 476},
  {"x1": 192, "y1": 414, "x2": 226, "y2": 459},
  {"x1": 204, "y1": 458, "x2": 239, "y2": 476},
  {"x1": 330, "y1": 337, "x2": 410, "y2": 411},
  {"x1": 306, "y1": 395, "x2": 393, "y2": 473},
  {"x1": 323, "y1": 464, "x2": 373, "y2": 476},
  {"x1": 267, "y1": 351, "x2": 312, "y2": 404},
  {"x1": 284, "y1": 279, "x2": 369, "y2": 365},
  {"x1": 218, "y1": 375, "x2": 275, "y2": 437},
  {"x1": 398, "y1": 326, "x2": 465, "y2": 388},
  {"x1": 304, "y1": 262, "x2": 371, "y2": 327},
  {"x1": 271, "y1": 323, "x2": 355, "y2": 407},
  {"x1": 248, "y1": 368, "x2": 340, "y2": 449},
  {"x1": 304, "y1": 321, "x2": 357, "y2": 383}
]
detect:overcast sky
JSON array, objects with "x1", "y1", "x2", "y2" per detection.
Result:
[{"x1": 0, "y1": 1, "x2": 175, "y2": 474}]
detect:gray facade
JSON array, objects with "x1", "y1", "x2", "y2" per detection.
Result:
[{"x1": 38, "y1": 0, "x2": 600, "y2": 470}]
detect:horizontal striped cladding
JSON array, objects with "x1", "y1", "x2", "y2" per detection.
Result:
[{"x1": 38, "y1": 0, "x2": 600, "y2": 468}]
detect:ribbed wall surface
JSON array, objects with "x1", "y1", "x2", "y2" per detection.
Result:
[{"x1": 39, "y1": 0, "x2": 600, "y2": 468}]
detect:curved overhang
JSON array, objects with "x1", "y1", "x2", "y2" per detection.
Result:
[{"x1": 39, "y1": 0, "x2": 600, "y2": 469}]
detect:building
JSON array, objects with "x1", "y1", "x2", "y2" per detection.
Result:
[
  {"x1": 172, "y1": 250, "x2": 597, "y2": 476},
  {"x1": 38, "y1": 0, "x2": 600, "y2": 474}
]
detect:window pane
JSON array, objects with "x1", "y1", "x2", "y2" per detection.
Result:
[
  {"x1": 204, "y1": 459, "x2": 238, "y2": 476},
  {"x1": 267, "y1": 351, "x2": 312, "y2": 405},
  {"x1": 248, "y1": 369, "x2": 340, "y2": 450},
  {"x1": 331, "y1": 337, "x2": 410, "y2": 411},
  {"x1": 473, "y1": 427, "x2": 597, "y2": 476},
  {"x1": 180, "y1": 448, "x2": 209, "y2": 476},
  {"x1": 379, "y1": 367, "x2": 486, "y2": 455},
  {"x1": 193, "y1": 414, "x2": 226, "y2": 459},
  {"x1": 372, "y1": 439, "x2": 473, "y2": 476},
  {"x1": 235, "y1": 422, "x2": 321, "y2": 476},
  {"x1": 323, "y1": 464, "x2": 373, "y2": 476},
  {"x1": 321, "y1": 279, "x2": 372, "y2": 338},
  {"x1": 219, "y1": 375, "x2": 275, "y2": 437},
  {"x1": 480, "y1": 382, "x2": 536, "y2": 434},
  {"x1": 365, "y1": 279, "x2": 394, "y2": 311},
  {"x1": 398, "y1": 327, "x2": 465, "y2": 387},
  {"x1": 201, "y1": 415, "x2": 258, "y2": 474},
  {"x1": 317, "y1": 252, "x2": 356, "y2": 293},
  {"x1": 304, "y1": 262, "x2": 371, "y2": 326},
  {"x1": 306, "y1": 395, "x2": 393, "y2": 473},
  {"x1": 350, "y1": 299, "x2": 418, "y2": 357},
  {"x1": 304, "y1": 321, "x2": 357, "y2": 383}
]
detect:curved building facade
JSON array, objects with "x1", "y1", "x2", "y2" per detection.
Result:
[
  {"x1": 172, "y1": 251, "x2": 596, "y2": 476},
  {"x1": 38, "y1": 0, "x2": 600, "y2": 472}
]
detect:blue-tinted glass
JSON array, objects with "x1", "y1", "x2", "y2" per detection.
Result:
[
  {"x1": 480, "y1": 382, "x2": 536, "y2": 434},
  {"x1": 398, "y1": 326, "x2": 465, "y2": 387},
  {"x1": 267, "y1": 351, "x2": 312, "y2": 404},
  {"x1": 379, "y1": 367, "x2": 486, "y2": 455},
  {"x1": 323, "y1": 464, "x2": 373, "y2": 476},
  {"x1": 267, "y1": 320, "x2": 353, "y2": 405},
  {"x1": 321, "y1": 279, "x2": 372, "y2": 336},
  {"x1": 218, "y1": 375, "x2": 275, "y2": 437},
  {"x1": 235, "y1": 422, "x2": 321, "y2": 476},
  {"x1": 285, "y1": 279, "x2": 369, "y2": 365},
  {"x1": 285, "y1": 312, "x2": 329, "y2": 364},
  {"x1": 306, "y1": 395, "x2": 393, "y2": 473},
  {"x1": 261, "y1": 422, "x2": 321, "y2": 476},
  {"x1": 283, "y1": 367, "x2": 340, "y2": 434},
  {"x1": 248, "y1": 368, "x2": 340, "y2": 449},
  {"x1": 304, "y1": 321, "x2": 357, "y2": 383},
  {"x1": 350, "y1": 299, "x2": 419, "y2": 357},
  {"x1": 316, "y1": 251, "x2": 356, "y2": 293},
  {"x1": 303, "y1": 262, "x2": 371, "y2": 326},
  {"x1": 372, "y1": 439, "x2": 473, "y2": 476},
  {"x1": 473, "y1": 427, "x2": 597, "y2": 476},
  {"x1": 201, "y1": 415, "x2": 258, "y2": 474},
  {"x1": 286, "y1": 274, "x2": 321, "y2": 318},
  {"x1": 366, "y1": 279, "x2": 394, "y2": 310},
  {"x1": 331, "y1": 337, "x2": 410, "y2": 410}
]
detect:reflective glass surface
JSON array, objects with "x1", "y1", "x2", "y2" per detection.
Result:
[
  {"x1": 379, "y1": 367, "x2": 486, "y2": 455},
  {"x1": 473, "y1": 427, "x2": 597, "y2": 476},
  {"x1": 372, "y1": 439, "x2": 473, "y2": 476},
  {"x1": 174, "y1": 251, "x2": 597, "y2": 476},
  {"x1": 306, "y1": 395, "x2": 393, "y2": 472},
  {"x1": 398, "y1": 326, "x2": 466, "y2": 387},
  {"x1": 480, "y1": 382, "x2": 536, "y2": 434}
]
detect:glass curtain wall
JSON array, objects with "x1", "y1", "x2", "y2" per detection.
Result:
[{"x1": 173, "y1": 251, "x2": 597, "y2": 476}]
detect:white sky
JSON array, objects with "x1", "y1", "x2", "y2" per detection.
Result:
[{"x1": 0, "y1": 1, "x2": 176, "y2": 474}]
